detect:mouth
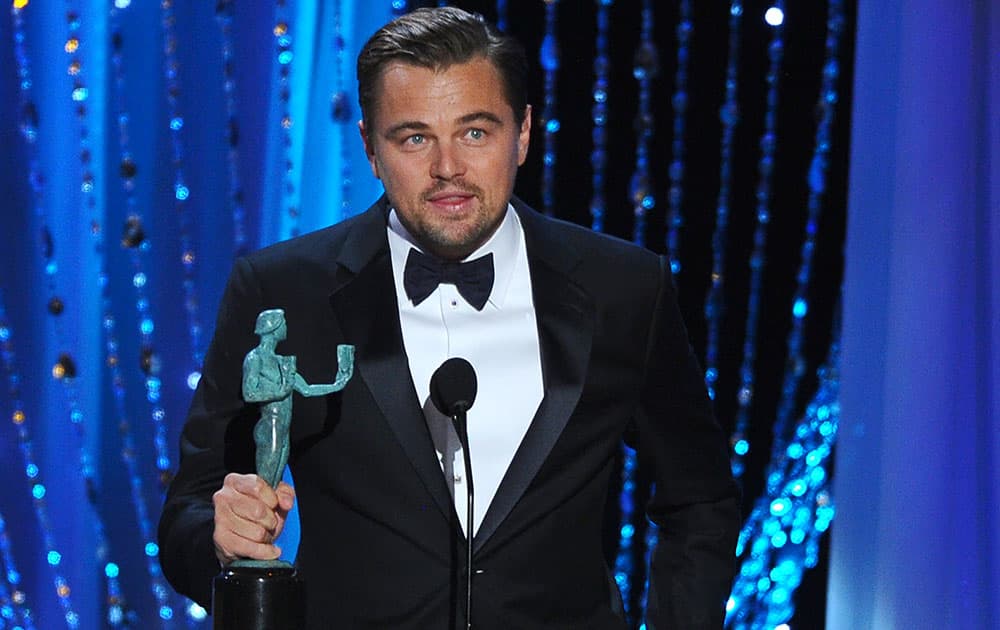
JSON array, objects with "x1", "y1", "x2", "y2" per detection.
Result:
[{"x1": 425, "y1": 191, "x2": 477, "y2": 211}]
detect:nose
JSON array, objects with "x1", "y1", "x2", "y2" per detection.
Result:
[{"x1": 429, "y1": 140, "x2": 466, "y2": 180}]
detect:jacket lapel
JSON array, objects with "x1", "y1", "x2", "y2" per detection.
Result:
[
  {"x1": 474, "y1": 202, "x2": 595, "y2": 552},
  {"x1": 327, "y1": 200, "x2": 457, "y2": 523}
]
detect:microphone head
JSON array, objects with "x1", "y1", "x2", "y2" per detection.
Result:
[{"x1": 430, "y1": 357, "x2": 477, "y2": 416}]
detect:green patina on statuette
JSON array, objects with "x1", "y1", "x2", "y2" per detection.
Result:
[
  {"x1": 233, "y1": 309, "x2": 353, "y2": 568},
  {"x1": 243, "y1": 308, "x2": 354, "y2": 489}
]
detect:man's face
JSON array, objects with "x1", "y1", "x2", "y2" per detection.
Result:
[{"x1": 360, "y1": 57, "x2": 531, "y2": 261}]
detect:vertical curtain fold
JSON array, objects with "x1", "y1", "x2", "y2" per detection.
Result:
[{"x1": 830, "y1": 1, "x2": 999, "y2": 628}]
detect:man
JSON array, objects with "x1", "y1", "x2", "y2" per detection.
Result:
[{"x1": 159, "y1": 7, "x2": 739, "y2": 629}]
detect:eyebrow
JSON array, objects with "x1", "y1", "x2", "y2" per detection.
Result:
[
  {"x1": 384, "y1": 120, "x2": 430, "y2": 138},
  {"x1": 383, "y1": 111, "x2": 505, "y2": 139},
  {"x1": 457, "y1": 111, "x2": 504, "y2": 126}
]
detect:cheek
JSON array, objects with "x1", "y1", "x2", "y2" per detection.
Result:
[{"x1": 377, "y1": 158, "x2": 427, "y2": 197}]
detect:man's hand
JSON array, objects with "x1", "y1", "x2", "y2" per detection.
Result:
[{"x1": 212, "y1": 473, "x2": 296, "y2": 566}]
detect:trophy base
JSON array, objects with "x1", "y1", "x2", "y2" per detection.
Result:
[{"x1": 212, "y1": 564, "x2": 305, "y2": 630}]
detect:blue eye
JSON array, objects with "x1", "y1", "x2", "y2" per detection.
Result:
[
  {"x1": 407, "y1": 134, "x2": 425, "y2": 145},
  {"x1": 468, "y1": 129, "x2": 484, "y2": 140}
]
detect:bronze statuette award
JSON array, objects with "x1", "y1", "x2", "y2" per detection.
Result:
[{"x1": 213, "y1": 309, "x2": 354, "y2": 629}]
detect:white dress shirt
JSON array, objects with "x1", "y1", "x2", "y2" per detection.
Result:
[{"x1": 387, "y1": 205, "x2": 544, "y2": 537}]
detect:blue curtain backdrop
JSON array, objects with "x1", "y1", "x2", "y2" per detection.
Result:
[
  {"x1": 0, "y1": 3, "x2": 387, "y2": 627},
  {"x1": 829, "y1": 1, "x2": 999, "y2": 628},
  {"x1": 0, "y1": 1, "x2": 857, "y2": 628}
]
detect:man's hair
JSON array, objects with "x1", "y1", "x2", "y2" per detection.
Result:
[{"x1": 357, "y1": 7, "x2": 528, "y2": 127}]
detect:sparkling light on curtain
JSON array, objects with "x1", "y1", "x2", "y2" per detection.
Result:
[
  {"x1": 0, "y1": 1, "x2": 854, "y2": 628},
  {"x1": 1, "y1": 2, "x2": 386, "y2": 626}
]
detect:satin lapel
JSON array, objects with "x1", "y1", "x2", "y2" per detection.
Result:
[
  {"x1": 327, "y1": 203, "x2": 456, "y2": 522},
  {"x1": 474, "y1": 205, "x2": 595, "y2": 553}
]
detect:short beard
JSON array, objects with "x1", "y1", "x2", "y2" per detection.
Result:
[
  {"x1": 404, "y1": 183, "x2": 504, "y2": 261},
  {"x1": 412, "y1": 210, "x2": 502, "y2": 261}
]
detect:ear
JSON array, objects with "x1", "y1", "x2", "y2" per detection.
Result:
[
  {"x1": 516, "y1": 105, "x2": 532, "y2": 166},
  {"x1": 358, "y1": 119, "x2": 380, "y2": 179}
]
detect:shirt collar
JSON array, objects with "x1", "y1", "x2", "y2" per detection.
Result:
[{"x1": 387, "y1": 203, "x2": 522, "y2": 310}]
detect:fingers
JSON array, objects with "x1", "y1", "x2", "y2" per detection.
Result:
[
  {"x1": 212, "y1": 473, "x2": 295, "y2": 566},
  {"x1": 269, "y1": 482, "x2": 297, "y2": 540},
  {"x1": 275, "y1": 481, "x2": 296, "y2": 512}
]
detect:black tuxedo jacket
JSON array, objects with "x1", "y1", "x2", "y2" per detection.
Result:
[{"x1": 159, "y1": 197, "x2": 739, "y2": 629}]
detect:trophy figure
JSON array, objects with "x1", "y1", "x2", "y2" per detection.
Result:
[{"x1": 213, "y1": 308, "x2": 354, "y2": 630}]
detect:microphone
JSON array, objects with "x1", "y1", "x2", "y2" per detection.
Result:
[
  {"x1": 429, "y1": 357, "x2": 477, "y2": 630},
  {"x1": 430, "y1": 357, "x2": 477, "y2": 436}
]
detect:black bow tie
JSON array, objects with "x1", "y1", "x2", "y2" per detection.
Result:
[{"x1": 403, "y1": 249, "x2": 494, "y2": 311}]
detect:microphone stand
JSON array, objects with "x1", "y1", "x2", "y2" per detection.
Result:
[{"x1": 452, "y1": 404, "x2": 474, "y2": 630}]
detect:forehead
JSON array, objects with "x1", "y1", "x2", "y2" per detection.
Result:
[{"x1": 370, "y1": 58, "x2": 512, "y2": 127}]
